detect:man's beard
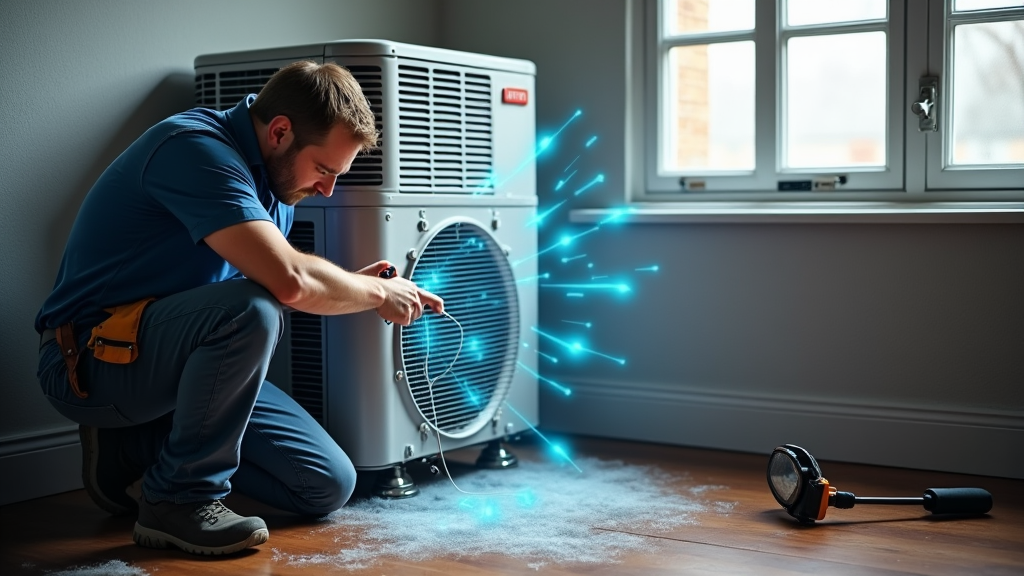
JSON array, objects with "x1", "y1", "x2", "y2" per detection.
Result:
[{"x1": 266, "y1": 145, "x2": 316, "y2": 206}]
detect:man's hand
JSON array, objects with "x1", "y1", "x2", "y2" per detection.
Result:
[{"x1": 362, "y1": 260, "x2": 446, "y2": 325}]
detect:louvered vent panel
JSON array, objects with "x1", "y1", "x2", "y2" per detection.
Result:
[
  {"x1": 397, "y1": 65, "x2": 494, "y2": 193},
  {"x1": 195, "y1": 65, "x2": 386, "y2": 187},
  {"x1": 337, "y1": 65, "x2": 384, "y2": 186},
  {"x1": 194, "y1": 73, "x2": 216, "y2": 108},
  {"x1": 216, "y1": 68, "x2": 277, "y2": 111},
  {"x1": 400, "y1": 222, "x2": 518, "y2": 435},
  {"x1": 286, "y1": 220, "x2": 325, "y2": 424}
]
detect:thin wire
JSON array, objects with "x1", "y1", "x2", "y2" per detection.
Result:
[{"x1": 418, "y1": 310, "x2": 518, "y2": 497}]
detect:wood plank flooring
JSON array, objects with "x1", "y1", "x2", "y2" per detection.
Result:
[{"x1": 1, "y1": 435, "x2": 1022, "y2": 575}]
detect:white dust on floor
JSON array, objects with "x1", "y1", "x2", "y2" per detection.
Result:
[
  {"x1": 45, "y1": 560, "x2": 149, "y2": 576},
  {"x1": 275, "y1": 456, "x2": 731, "y2": 570}
]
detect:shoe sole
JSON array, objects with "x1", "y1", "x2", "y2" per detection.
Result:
[
  {"x1": 80, "y1": 426, "x2": 136, "y2": 516},
  {"x1": 133, "y1": 522, "x2": 269, "y2": 555}
]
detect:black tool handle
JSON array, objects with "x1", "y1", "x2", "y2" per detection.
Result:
[
  {"x1": 923, "y1": 488, "x2": 992, "y2": 515},
  {"x1": 379, "y1": 265, "x2": 396, "y2": 325}
]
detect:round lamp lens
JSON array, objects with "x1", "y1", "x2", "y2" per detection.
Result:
[{"x1": 768, "y1": 451, "x2": 801, "y2": 506}]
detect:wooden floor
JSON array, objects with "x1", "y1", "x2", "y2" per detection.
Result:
[{"x1": 2, "y1": 435, "x2": 1022, "y2": 575}]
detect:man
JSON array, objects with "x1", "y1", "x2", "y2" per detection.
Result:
[{"x1": 35, "y1": 61, "x2": 443, "y2": 556}]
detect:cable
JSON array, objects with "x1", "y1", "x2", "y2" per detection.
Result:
[{"x1": 416, "y1": 309, "x2": 518, "y2": 497}]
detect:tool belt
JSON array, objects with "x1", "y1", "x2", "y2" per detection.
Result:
[{"x1": 41, "y1": 298, "x2": 156, "y2": 399}]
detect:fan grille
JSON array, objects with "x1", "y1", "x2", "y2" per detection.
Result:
[{"x1": 400, "y1": 221, "x2": 519, "y2": 436}]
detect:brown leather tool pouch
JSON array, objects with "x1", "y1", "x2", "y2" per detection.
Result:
[
  {"x1": 87, "y1": 298, "x2": 156, "y2": 365},
  {"x1": 55, "y1": 323, "x2": 88, "y2": 399}
]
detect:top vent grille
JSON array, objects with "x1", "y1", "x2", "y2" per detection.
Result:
[
  {"x1": 397, "y1": 65, "x2": 494, "y2": 193},
  {"x1": 193, "y1": 65, "x2": 384, "y2": 187}
]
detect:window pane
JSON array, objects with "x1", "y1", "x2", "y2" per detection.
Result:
[
  {"x1": 785, "y1": 32, "x2": 886, "y2": 169},
  {"x1": 666, "y1": 42, "x2": 755, "y2": 171},
  {"x1": 786, "y1": 0, "x2": 886, "y2": 26},
  {"x1": 666, "y1": 0, "x2": 754, "y2": 35},
  {"x1": 950, "y1": 20, "x2": 1024, "y2": 166},
  {"x1": 953, "y1": 0, "x2": 1024, "y2": 12}
]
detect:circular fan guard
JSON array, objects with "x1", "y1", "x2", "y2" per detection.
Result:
[{"x1": 399, "y1": 220, "x2": 520, "y2": 438}]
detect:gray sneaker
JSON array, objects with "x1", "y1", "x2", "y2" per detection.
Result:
[{"x1": 133, "y1": 498, "x2": 269, "y2": 555}]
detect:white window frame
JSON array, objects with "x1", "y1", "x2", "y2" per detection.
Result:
[
  {"x1": 635, "y1": 0, "x2": 1024, "y2": 202},
  {"x1": 924, "y1": 0, "x2": 1024, "y2": 190}
]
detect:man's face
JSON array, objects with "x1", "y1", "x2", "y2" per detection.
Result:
[{"x1": 265, "y1": 123, "x2": 364, "y2": 206}]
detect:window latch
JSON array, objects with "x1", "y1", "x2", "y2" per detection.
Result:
[{"x1": 911, "y1": 76, "x2": 939, "y2": 132}]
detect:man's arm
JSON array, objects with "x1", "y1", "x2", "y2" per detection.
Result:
[{"x1": 205, "y1": 220, "x2": 442, "y2": 325}]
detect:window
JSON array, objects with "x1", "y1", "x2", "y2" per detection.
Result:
[{"x1": 641, "y1": 0, "x2": 1024, "y2": 199}]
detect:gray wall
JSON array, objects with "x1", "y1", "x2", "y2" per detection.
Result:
[
  {"x1": 440, "y1": 0, "x2": 1024, "y2": 478},
  {"x1": 0, "y1": 0, "x2": 440, "y2": 476}
]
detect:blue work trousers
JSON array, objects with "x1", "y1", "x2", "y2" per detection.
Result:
[{"x1": 37, "y1": 279, "x2": 355, "y2": 516}]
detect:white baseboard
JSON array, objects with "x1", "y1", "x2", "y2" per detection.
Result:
[
  {"x1": 540, "y1": 379, "x2": 1024, "y2": 479},
  {"x1": 0, "y1": 426, "x2": 81, "y2": 506}
]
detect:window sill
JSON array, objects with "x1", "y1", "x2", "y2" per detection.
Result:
[{"x1": 569, "y1": 202, "x2": 1024, "y2": 224}]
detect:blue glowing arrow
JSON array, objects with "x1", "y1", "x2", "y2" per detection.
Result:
[
  {"x1": 504, "y1": 401, "x2": 583, "y2": 473},
  {"x1": 516, "y1": 361, "x2": 571, "y2": 396}
]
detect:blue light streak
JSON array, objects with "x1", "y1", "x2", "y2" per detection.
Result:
[
  {"x1": 532, "y1": 326, "x2": 626, "y2": 366},
  {"x1": 585, "y1": 135, "x2": 598, "y2": 147},
  {"x1": 541, "y1": 283, "x2": 631, "y2": 293},
  {"x1": 504, "y1": 401, "x2": 583, "y2": 473},
  {"x1": 635, "y1": 265, "x2": 660, "y2": 272},
  {"x1": 566, "y1": 292, "x2": 584, "y2": 298},
  {"x1": 572, "y1": 174, "x2": 605, "y2": 197},
  {"x1": 561, "y1": 320, "x2": 593, "y2": 329},
  {"x1": 591, "y1": 275, "x2": 608, "y2": 280},
  {"x1": 527, "y1": 200, "x2": 567, "y2": 227},
  {"x1": 491, "y1": 110, "x2": 581, "y2": 190},
  {"x1": 560, "y1": 253, "x2": 586, "y2": 263},
  {"x1": 563, "y1": 155, "x2": 580, "y2": 172},
  {"x1": 516, "y1": 272, "x2": 550, "y2": 284},
  {"x1": 537, "y1": 350, "x2": 559, "y2": 363},
  {"x1": 516, "y1": 361, "x2": 571, "y2": 396}
]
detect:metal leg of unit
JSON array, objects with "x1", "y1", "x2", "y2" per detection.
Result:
[
  {"x1": 372, "y1": 464, "x2": 420, "y2": 499},
  {"x1": 475, "y1": 440, "x2": 519, "y2": 470}
]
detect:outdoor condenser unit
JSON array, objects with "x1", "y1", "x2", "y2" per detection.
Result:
[{"x1": 194, "y1": 40, "x2": 538, "y2": 496}]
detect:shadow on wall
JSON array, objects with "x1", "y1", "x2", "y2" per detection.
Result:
[{"x1": 45, "y1": 72, "x2": 196, "y2": 265}]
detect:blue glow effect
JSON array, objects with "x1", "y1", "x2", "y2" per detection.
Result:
[
  {"x1": 504, "y1": 401, "x2": 583, "y2": 473},
  {"x1": 572, "y1": 174, "x2": 605, "y2": 197},
  {"x1": 563, "y1": 155, "x2": 580, "y2": 172},
  {"x1": 587, "y1": 262, "x2": 594, "y2": 269},
  {"x1": 536, "y1": 350, "x2": 559, "y2": 363},
  {"x1": 516, "y1": 272, "x2": 550, "y2": 284},
  {"x1": 555, "y1": 180, "x2": 564, "y2": 191},
  {"x1": 585, "y1": 136, "x2": 598, "y2": 147},
  {"x1": 591, "y1": 275, "x2": 608, "y2": 280},
  {"x1": 516, "y1": 489, "x2": 538, "y2": 508},
  {"x1": 566, "y1": 292, "x2": 584, "y2": 298},
  {"x1": 560, "y1": 253, "x2": 586, "y2": 263},
  {"x1": 561, "y1": 320, "x2": 593, "y2": 329},
  {"x1": 490, "y1": 109, "x2": 581, "y2": 191},
  {"x1": 635, "y1": 265, "x2": 660, "y2": 272},
  {"x1": 531, "y1": 326, "x2": 626, "y2": 366},
  {"x1": 561, "y1": 169, "x2": 578, "y2": 188},
  {"x1": 527, "y1": 200, "x2": 567, "y2": 227},
  {"x1": 540, "y1": 283, "x2": 631, "y2": 293},
  {"x1": 516, "y1": 361, "x2": 571, "y2": 396},
  {"x1": 458, "y1": 497, "x2": 503, "y2": 525}
]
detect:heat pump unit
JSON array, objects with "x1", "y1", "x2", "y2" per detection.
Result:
[{"x1": 194, "y1": 40, "x2": 538, "y2": 495}]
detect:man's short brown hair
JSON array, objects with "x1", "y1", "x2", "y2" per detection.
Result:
[{"x1": 250, "y1": 61, "x2": 378, "y2": 151}]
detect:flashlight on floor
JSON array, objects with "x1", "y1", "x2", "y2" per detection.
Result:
[{"x1": 767, "y1": 444, "x2": 993, "y2": 524}]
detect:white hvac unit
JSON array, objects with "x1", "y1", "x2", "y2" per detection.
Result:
[{"x1": 194, "y1": 40, "x2": 538, "y2": 496}]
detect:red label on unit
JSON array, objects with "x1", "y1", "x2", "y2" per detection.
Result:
[{"x1": 502, "y1": 88, "x2": 529, "y2": 105}]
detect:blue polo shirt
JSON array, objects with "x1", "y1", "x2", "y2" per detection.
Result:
[{"x1": 35, "y1": 95, "x2": 292, "y2": 333}]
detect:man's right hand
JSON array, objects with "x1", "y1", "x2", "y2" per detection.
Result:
[{"x1": 375, "y1": 276, "x2": 445, "y2": 326}]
